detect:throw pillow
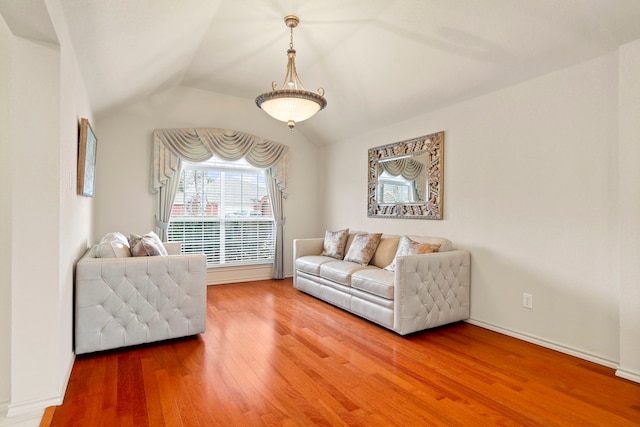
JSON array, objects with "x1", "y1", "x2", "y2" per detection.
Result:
[
  {"x1": 129, "y1": 232, "x2": 167, "y2": 257},
  {"x1": 384, "y1": 235, "x2": 440, "y2": 271},
  {"x1": 344, "y1": 233, "x2": 383, "y2": 265},
  {"x1": 96, "y1": 232, "x2": 131, "y2": 258},
  {"x1": 145, "y1": 231, "x2": 168, "y2": 256},
  {"x1": 321, "y1": 228, "x2": 349, "y2": 259}
]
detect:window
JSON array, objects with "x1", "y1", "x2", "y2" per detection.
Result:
[
  {"x1": 378, "y1": 171, "x2": 413, "y2": 203},
  {"x1": 167, "y1": 157, "x2": 274, "y2": 267}
]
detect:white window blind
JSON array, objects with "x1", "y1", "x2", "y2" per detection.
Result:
[
  {"x1": 167, "y1": 157, "x2": 275, "y2": 267},
  {"x1": 378, "y1": 171, "x2": 412, "y2": 203}
]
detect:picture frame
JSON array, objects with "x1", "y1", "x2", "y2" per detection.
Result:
[
  {"x1": 77, "y1": 118, "x2": 97, "y2": 197},
  {"x1": 367, "y1": 131, "x2": 444, "y2": 220}
]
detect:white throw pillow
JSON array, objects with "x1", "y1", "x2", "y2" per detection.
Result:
[
  {"x1": 145, "y1": 231, "x2": 168, "y2": 256},
  {"x1": 96, "y1": 232, "x2": 131, "y2": 258}
]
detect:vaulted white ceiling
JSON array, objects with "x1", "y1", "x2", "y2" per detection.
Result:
[{"x1": 9, "y1": 0, "x2": 640, "y2": 145}]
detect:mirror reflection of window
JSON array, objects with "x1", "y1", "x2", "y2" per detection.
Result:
[
  {"x1": 379, "y1": 171, "x2": 413, "y2": 203},
  {"x1": 377, "y1": 156, "x2": 427, "y2": 203}
]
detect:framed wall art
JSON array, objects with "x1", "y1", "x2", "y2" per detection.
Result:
[{"x1": 77, "y1": 118, "x2": 97, "y2": 197}]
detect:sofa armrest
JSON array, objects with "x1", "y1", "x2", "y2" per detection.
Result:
[
  {"x1": 293, "y1": 238, "x2": 324, "y2": 259},
  {"x1": 393, "y1": 250, "x2": 470, "y2": 335},
  {"x1": 293, "y1": 238, "x2": 324, "y2": 282}
]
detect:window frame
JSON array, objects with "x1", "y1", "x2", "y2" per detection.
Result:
[{"x1": 167, "y1": 159, "x2": 275, "y2": 268}]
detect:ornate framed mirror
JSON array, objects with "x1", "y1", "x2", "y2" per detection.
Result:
[{"x1": 367, "y1": 131, "x2": 444, "y2": 219}]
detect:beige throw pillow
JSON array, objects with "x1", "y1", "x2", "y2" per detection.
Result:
[
  {"x1": 344, "y1": 233, "x2": 383, "y2": 265},
  {"x1": 322, "y1": 229, "x2": 349, "y2": 259},
  {"x1": 384, "y1": 235, "x2": 440, "y2": 271}
]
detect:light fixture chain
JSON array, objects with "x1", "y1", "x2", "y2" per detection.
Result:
[{"x1": 289, "y1": 26, "x2": 294, "y2": 50}]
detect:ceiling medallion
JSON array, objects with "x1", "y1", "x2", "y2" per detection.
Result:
[{"x1": 255, "y1": 15, "x2": 327, "y2": 129}]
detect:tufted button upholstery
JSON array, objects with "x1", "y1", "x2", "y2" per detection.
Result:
[
  {"x1": 394, "y1": 251, "x2": 470, "y2": 335},
  {"x1": 75, "y1": 246, "x2": 207, "y2": 354}
]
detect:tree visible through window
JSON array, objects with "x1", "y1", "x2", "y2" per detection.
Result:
[{"x1": 167, "y1": 157, "x2": 275, "y2": 267}]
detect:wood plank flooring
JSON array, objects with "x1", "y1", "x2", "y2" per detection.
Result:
[{"x1": 48, "y1": 279, "x2": 640, "y2": 426}]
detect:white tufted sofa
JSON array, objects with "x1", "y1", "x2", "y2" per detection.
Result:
[
  {"x1": 75, "y1": 242, "x2": 207, "y2": 354},
  {"x1": 293, "y1": 233, "x2": 470, "y2": 335}
]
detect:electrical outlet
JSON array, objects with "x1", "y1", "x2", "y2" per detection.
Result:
[{"x1": 522, "y1": 293, "x2": 533, "y2": 309}]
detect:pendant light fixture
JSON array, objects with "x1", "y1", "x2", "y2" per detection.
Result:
[{"x1": 255, "y1": 15, "x2": 327, "y2": 129}]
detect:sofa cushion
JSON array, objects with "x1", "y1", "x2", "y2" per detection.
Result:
[
  {"x1": 351, "y1": 269, "x2": 395, "y2": 300},
  {"x1": 370, "y1": 235, "x2": 401, "y2": 268},
  {"x1": 96, "y1": 232, "x2": 131, "y2": 258},
  {"x1": 321, "y1": 228, "x2": 349, "y2": 259},
  {"x1": 295, "y1": 255, "x2": 336, "y2": 276},
  {"x1": 344, "y1": 233, "x2": 383, "y2": 265},
  {"x1": 384, "y1": 236, "x2": 440, "y2": 271},
  {"x1": 319, "y1": 261, "x2": 373, "y2": 286}
]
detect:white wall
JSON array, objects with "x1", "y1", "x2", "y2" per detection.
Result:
[
  {"x1": 95, "y1": 85, "x2": 322, "y2": 280},
  {"x1": 0, "y1": 0, "x2": 95, "y2": 423},
  {"x1": 0, "y1": 13, "x2": 12, "y2": 409},
  {"x1": 617, "y1": 38, "x2": 640, "y2": 382},
  {"x1": 49, "y1": 0, "x2": 95, "y2": 405},
  {"x1": 9, "y1": 34, "x2": 61, "y2": 413},
  {"x1": 321, "y1": 53, "x2": 624, "y2": 366}
]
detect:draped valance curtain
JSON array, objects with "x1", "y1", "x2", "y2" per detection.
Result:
[
  {"x1": 151, "y1": 128, "x2": 289, "y2": 279},
  {"x1": 379, "y1": 158, "x2": 426, "y2": 202},
  {"x1": 379, "y1": 158, "x2": 423, "y2": 181}
]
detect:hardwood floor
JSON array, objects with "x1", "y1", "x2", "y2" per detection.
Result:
[{"x1": 48, "y1": 279, "x2": 640, "y2": 426}]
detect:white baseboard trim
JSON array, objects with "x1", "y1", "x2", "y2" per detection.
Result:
[
  {"x1": 1, "y1": 396, "x2": 47, "y2": 426},
  {"x1": 615, "y1": 368, "x2": 640, "y2": 383},
  {"x1": 465, "y1": 318, "x2": 619, "y2": 370},
  {"x1": 3, "y1": 352, "x2": 75, "y2": 424},
  {"x1": 1, "y1": 411, "x2": 43, "y2": 427},
  {"x1": 207, "y1": 264, "x2": 272, "y2": 285},
  {"x1": 6, "y1": 396, "x2": 60, "y2": 418},
  {"x1": 206, "y1": 265, "x2": 293, "y2": 286},
  {"x1": 0, "y1": 409, "x2": 42, "y2": 427},
  {"x1": 60, "y1": 352, "x2": 75, "y2": 403}
]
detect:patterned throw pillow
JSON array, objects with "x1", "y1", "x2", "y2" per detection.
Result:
[
  {"x1": 344, "y1": 233, "x2": 383, "y2": 265},
  {"x1": 321, "y1": 229, "x2": 349, "y2": 259},
  {"x1": 129, "y1": 231, "x2": 168, "y2": 257},
  {"x1": 384, "y1": 235, "x2": 440, "y2": 271}
]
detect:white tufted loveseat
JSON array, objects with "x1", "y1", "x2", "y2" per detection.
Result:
[
  {"x1": 293, "y1": 232, "x2": 470, "y2": 335},
  {"x1": 75, "y1": 242, "x2": 207, "y2": 354}
]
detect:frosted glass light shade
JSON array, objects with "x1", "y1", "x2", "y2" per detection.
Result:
[{"x1": 256, "y1": 89, "x2": 327, "y2": 129}]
